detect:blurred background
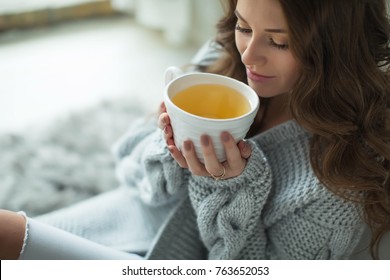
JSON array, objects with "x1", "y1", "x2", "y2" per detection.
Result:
[
  {"x1": 0, "y1": 0, "x2": 223, "y2": 133},
  {"x1": 0, "y1": 0, "x2": 223, "y2": 215}
]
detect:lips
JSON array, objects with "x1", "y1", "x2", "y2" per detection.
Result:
[{"x1": 246, "y1": 68, "x2": 275, "y2": 82}]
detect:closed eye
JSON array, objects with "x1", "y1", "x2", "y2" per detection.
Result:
[
  {"x1": 269, "y1": 38, "x2": 289, "y2": 50},
  {"x1": 235, "y1": 24, "x2": 252, "y2": 34}
]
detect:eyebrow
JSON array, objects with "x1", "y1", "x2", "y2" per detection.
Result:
[{"x1": 234, "y1": 10, "x2": 287, "y2": 33}]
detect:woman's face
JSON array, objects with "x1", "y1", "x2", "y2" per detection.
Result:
[{"x1": 235, "y1": 0, "x2": 300, "y2": 98}]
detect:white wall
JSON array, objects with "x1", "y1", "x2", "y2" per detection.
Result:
[
  {"x1": 190, "y1": 0, "x2": 223, "y2": 46},
  {"x1": 112, "y1": 0, "x2": 223, "y2": 47}
]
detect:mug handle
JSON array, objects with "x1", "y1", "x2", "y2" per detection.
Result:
[{"x1": 164, "y1": 66, "x2": 183, "y2": 86}]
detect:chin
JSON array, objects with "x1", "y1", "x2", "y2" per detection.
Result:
[{"x1": 249, "y1": 84, "x2": 276, "y2": 98}]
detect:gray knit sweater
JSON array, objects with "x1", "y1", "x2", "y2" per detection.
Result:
[{"x1": 112, "y1": 117, "x2": 365, "y2": 260}]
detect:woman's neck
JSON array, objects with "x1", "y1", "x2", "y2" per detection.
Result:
[{"x1": 258, "y1": 94, "x2": 291, "y2": 133}]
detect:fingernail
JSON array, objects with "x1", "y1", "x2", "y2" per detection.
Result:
[
  {"x1": 221, "y1": 131, "x2": 230, "y2": 143},
  {"x1": 201, "y1": 135, "x2": 209, "y2": 146},
  {"x1": 239, "y1": 140, "x2": 251, "y2": 158},
  {"x1": 184, "y1": 140, "x2": 192, "y2": 151},
  {"x1": 163, "y1": 126, "x2": 169, "y2": 134}
]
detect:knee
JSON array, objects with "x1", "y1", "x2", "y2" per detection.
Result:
[{"x1": 0, "y1": 210, "x2": 26, "y2": 260}]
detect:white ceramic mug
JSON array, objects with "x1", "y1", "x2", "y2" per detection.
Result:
[{"x1": 164, "y1": 66, "x2": 259, "y2": 162}]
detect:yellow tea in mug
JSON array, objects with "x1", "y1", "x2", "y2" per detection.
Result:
[{"x1": 172, "y1": 84, "x2": 251, "y2": 119}]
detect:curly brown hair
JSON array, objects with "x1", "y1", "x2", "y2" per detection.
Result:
[{"x1": 206, "y1": 0, "x2": 390, "y2": 259}]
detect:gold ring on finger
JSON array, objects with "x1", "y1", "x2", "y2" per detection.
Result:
[{"x1": 209, "y1": 166, "x2": 226, "y2": 180}]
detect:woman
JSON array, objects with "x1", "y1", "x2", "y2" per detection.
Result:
[
  {"x1": 159, "y1": 0, "x2": 390, "y2": 259},
  {"x1": 1, "y1": 0, "x2": 390, "y2": 259}
]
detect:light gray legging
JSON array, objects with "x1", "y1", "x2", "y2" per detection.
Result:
[
  {"x1": 19, "y1": 216, "x2": 142, "y2": 260},
  {"x1": 17, "y1": 187, "x2": 174, "y2": 260}
]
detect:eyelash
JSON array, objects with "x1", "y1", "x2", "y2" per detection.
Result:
[
  {"x1": 235, "y1": 24, "x2": 252, "y2": 34},
  {"x1": 235, "y1": 24, "x2": 289, "y2": 50},
  {"x1": 268, "y1": 38, "x2": 289, "y2": 50}
]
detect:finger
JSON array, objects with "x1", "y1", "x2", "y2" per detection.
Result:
[
  {"x1": 200, "y1": 135, "x2": 225, "y2": 177},
  {"x1": 158, "y1": 102, "x2": 166, "y2": 115},
  {"x1": 163, "y1": 124, "x2": 174, "y2": 143},
  {"x1": 238, "y1": 140, "x2": 252, "y2": 159},
  {"x1": 157, "y1": 112, "x2": 170, "y2": 130},
  {"x1": 220, "y1": 131, "x2": 246, "y2": 173},
  {"x1": 168, "y1": 145, "x2": 188, "y2": 168},
  {"x1": 182, "y1": 140, "x2": 206, "y2": 176}
]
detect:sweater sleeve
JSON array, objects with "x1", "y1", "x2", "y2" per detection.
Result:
[
  {"x1": 112, "y1": 117, "x2": 189, "y2": 206},
  {"x1": 187, "y1": 141, "x2": 272, "y2": 259}
]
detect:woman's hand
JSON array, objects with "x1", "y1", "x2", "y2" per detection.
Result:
[{"x1": 158, "y1": 102, "x2": 252, "y2": 179}]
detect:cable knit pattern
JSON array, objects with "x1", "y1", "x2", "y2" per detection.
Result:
[
  {"x1": 142, "y1": 120, "x2": 365, "y2": 259},
  {"x1": 188, "y1": 143, "x2": 271, "y2": 259}
]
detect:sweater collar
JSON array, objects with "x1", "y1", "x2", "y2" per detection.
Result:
[{"x1": 251, "y1": 120, "x2": 311, "y2": 147}]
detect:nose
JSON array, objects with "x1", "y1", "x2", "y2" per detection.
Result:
[{"x1": 241, "y1": 38, "x2": 266, "y2": 67}]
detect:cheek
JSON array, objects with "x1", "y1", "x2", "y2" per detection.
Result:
[{"x1": 283, "y1": 57, "x2": 301, "y2": 86}]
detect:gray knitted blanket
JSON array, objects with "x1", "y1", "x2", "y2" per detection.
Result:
[{"x1": 0, "y1": 98, "x2": 144, "y2": 217}]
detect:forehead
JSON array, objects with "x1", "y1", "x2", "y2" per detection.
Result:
[{"x1": 236, "y1": 0, "x2": 287, "y2": 29}]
